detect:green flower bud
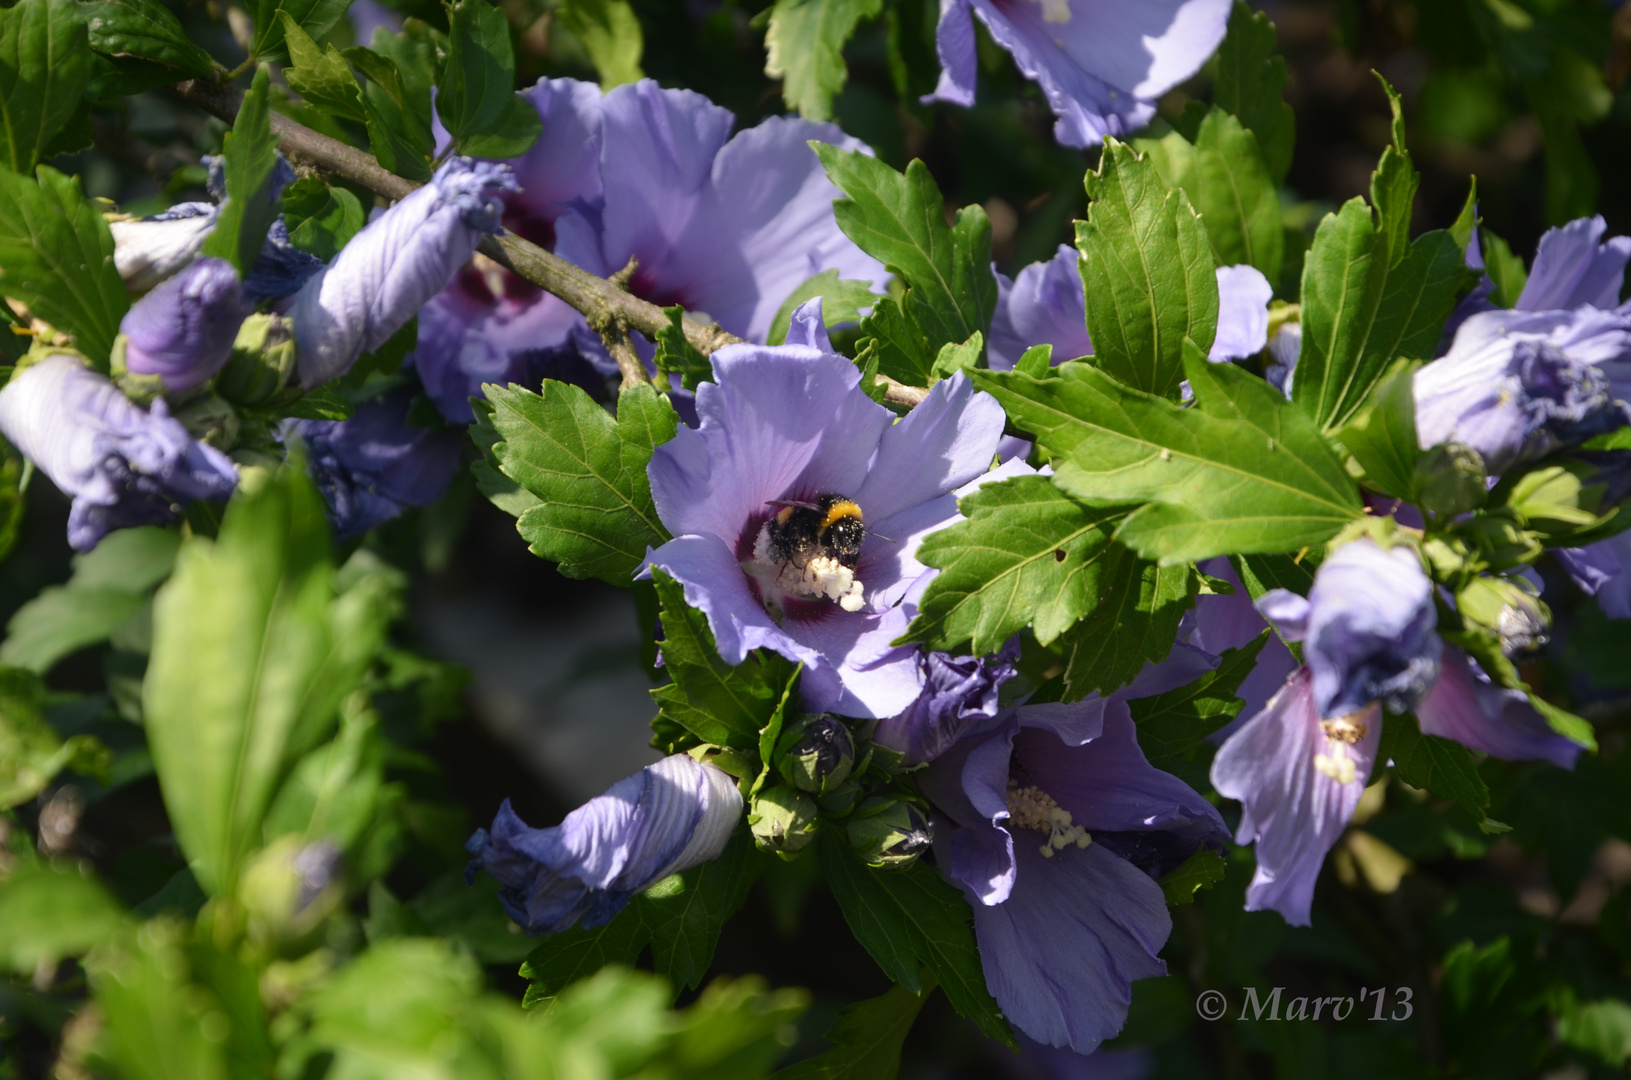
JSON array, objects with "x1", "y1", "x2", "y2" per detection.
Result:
[
  {"x1": 749, "y1": 787, "x2": 818, "y2": 858},
  {"x1": 775, "y1": 713, "x2": 855, "y2": 795},
  {"x1": 1457, "y1": 576, "x2": 1549, "y2": 657},
  {"x1": 216, "y1": 313, "x2": 297, "y2": 405},
  {"x1": 847, "y1": 797, "x2": 933, "y2": 870},
  {"x1": 1414, "y1": 442, "x2": 1488, "y2": 517},
  {"x1": 238, "y1": 837, "x2": 343, "y2": 946}
]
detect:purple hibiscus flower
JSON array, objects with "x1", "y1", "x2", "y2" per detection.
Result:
[
  {"x1": 874, "y1": 640, "x2": 1021, "y2": 765},
  {"x1": 1212, "y1": 538, "x2": 1580, "y2": 925},
  {"x1": 925, "y1": 0, "x2": 1231, "y2": 149},
  {"x1": 119, "y1": 256, "x2": 247, "y2": 392},
  {"x1": 287, "y1": 389, "x2": 464, "y2": 540},
  {"x1": 412, "y1": 77, "x2": 889, "y2": 422},
  {"x1": 465, "y1": 753, "x2": 741, "y2": 935},
  {"x1": 914, "y1": 645, "x2": 1230, "y2": 1053},
  {"x1": 644, "y1": 302, "x2": 1006, "y2": 719},
  {"x1": 1557, "y1": 535, "x2": 1631, "y2": 620},
  {"x1": 0, "y1": 355, "x2": 238, "y2": 551},
  {"x1": 289, "y1": 157, "x2": 518, "y2": 389}
]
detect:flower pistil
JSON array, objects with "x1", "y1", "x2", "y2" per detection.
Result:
[{"x1": 1006, "y1": 778, "x2": 1093, "y2": 858}]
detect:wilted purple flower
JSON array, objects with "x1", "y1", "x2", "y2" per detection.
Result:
[
  {"x1": 1416, "y1": 648, "x2": 1581, "y2": 769},
  {"x1": 874, "y1": 640, "x2": 1020, "y2": 765},
  {"x1": 109, "y1": 202, "x2": 219, "y2": 293},
  {"x1": 925, "y1": 0, "x2": 1231, "y2": 149},
  {"x1": 290, "y1": 157, "x2": 517, "y2": 389},
  {"x1": 1415, "y1": 308, "x2": 1631, "y2": 474},
  {"x1": 644, "y1": 303, "x2": 1005, "y2": 718},
  {"x1": 119, "y1": 256, "x2": 247, "y2": 392},
  {"x1": 1263, "y1": 322, "x2": 1299, "y2": 397},
  {"x1": 413, "y1": 78, "x2": 888, "y2": 422},
  {"x1": 288, "y1": 389, "x2": 463, "y2": 540},
  {"x1": 0, "y1": 355, "x2": 238, "y2": 550},
  {"x1": 918, "y1": 646, "x2": 1230, "y2": 1052},
  {"x1": 244, "y1": 218, "x2": 325, "y2": 305},
  {"x1": 465, "y1": 753, "x2": 741, "y2": 934}
]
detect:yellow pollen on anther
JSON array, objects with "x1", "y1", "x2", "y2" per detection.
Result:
[
  {"x1": 1036, "y1": 0, "x2": 1071, "y2": 23},
  {"x1": 1006, "y1": 780, "x2": 1092, "y2": 858}
]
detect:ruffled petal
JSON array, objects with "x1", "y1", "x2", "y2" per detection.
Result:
[
  {"x1": 1517, "y1": 215, "x2": 1631, "y2": 312},
  {"x1": 923, "y1": 0, "x2": 978, "y2": 107},
  {"x1": 987, "y1": 245, "x2": 1091, "y2": 371}
]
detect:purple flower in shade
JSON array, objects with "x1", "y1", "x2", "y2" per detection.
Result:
[
  {"x1": 1182, "y1": 556, "x2": 1299, "y2": 733},
  {"x1": 287, "y1": 389, "x2": 463, "y2": 540},
  {"x1": 1557, "y1": 534, "x2": 1631, "y2": 619},
  {"x1": 1414, "y1": 308, "x2": 1631, "y2": 475},
  {"x1": 119, "y1": 256, "x2": 247, "y2": 392},
  {"x1": 874, "y1": 640, "x2": 1021, "y2": 765},
  {"x1": 644, "y1": 302, "x2": 1006, "y2": 719},
  {"x1": 244, "y1": 218, "x2": 325, "y2": 305},
  {"x1": 1263, "y1": 322, "x2": 1298, "y2": 397},
  {"x1": 289, "y1": 157, "x2": 518, "y2": 389},
  {"x1": 465, "y1": 753, "x2": 741, "y2": 935},
  {"x1": 0, "y1": 355, "x2": 238, "y2": 551},
  {"x1": 916, "y1": 646, "x2": 1230, "y2": 1052},
  {"x1": 109, "y1": 203, "x2": 218, "y2": 293},
  {"x1": 925, "y1": 0, "x2": 1230, "y2": 149},
  {"x1": 412, "y1": 78, "x2": 888, "y2": 423},
  {"x1": 1415, "y1": 649, "x2": 1582, "y2": 769}
]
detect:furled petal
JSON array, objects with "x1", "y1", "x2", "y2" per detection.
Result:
[
  {"x1": 291, "y1": 158, "x2": 518, "y2": 387},
  {"x1": 109, "y1": 203, "x2": 218, "y2": 292},
  {"x1": 987, "y1": 244, "x2": 1091, "y2": 371},
  {"x1": 874, "y1": 641, "x2": 1020, "y2": 765},
  {"x1": 784, "y1": 297, "x2": 834, "y2": 352},
  {"x1": 1211, "y1": 668, "x2": 1380, "y2": 926},
  {"x1": 1209, "y1": 264, "x2": 1272, "y2": 362},
  {"x1": 1517, "y1": 215, "x2": 1631, "y2": 312},
  {"x1": 935, "y1": 0, "x2": 1230, "y2": 149},
  {"x1": 1264, "y1": 322, "x2": 1299, "y2": 397},
  {"x1": 925, "y1": 0, "x2": 979, "y2": 107},
  {"x1": 970, "y1": 841, "x2": 1170, "y2": 1053},
  {"x1": 465, "y1": 754, "x2": 742, "y2": 934},
  {"x1": 120, "y1": 256, "x2": 247, "y2": 392},
  {"x1": 1415, "y1": 648, "x2": 1583, "y2": 768},
  {"x1": 288, "y1": 390, "x2": 464, "y2": 539},
  {"x1": 0, "y1": 355, "x2": 238, "y2": 550}
]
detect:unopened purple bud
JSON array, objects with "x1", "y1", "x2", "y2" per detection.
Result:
[
  {"x1": 290, "y1": 158, "x2": 519, "y2": 388},
  {"x1": 120, "y1": 257, "x2": 247, "y2": 392}
]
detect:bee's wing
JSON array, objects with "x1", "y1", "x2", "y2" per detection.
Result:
[{"x1": 765, "y1": 500, "x2": 823, "y2": 511}]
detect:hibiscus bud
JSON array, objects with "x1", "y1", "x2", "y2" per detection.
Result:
[
  {"x1": 1457, "y1": 577, "x2": 1550, "y2": 657},
  {"x1": 239, "y1": 837, "x2": 344, "y2": 945},
  {"x1": 846, "y1": 797, "x2": 933, "y2": 870},
  {"x1": 1413, "y1": 442, "x2": 1488, "y2": 517},
  {"x1": 216, "y1": 313, "x2": 298, "y2": 405},
  {"x1": 776, "y1": 714, "x2": 855, "y2": 795},
  {"x1": 117, "y1": 257, "x2": 247, "y2": 392},
  {"x1": 748, "y1": 786, "x2": 818, "y2": 858}
]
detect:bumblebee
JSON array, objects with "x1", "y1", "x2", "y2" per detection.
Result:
[{"x1": 763, "y1": 494, "x2": 866, "y2": 569}]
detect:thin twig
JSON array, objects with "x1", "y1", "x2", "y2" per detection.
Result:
[{"x1": 170, "y1": 76, "x2": 928, "y2": 409}]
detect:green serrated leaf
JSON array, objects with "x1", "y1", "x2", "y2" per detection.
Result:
[
  {"x1": 1337, "y1": 359, "x2": 1421, "y2": 500},
  {"x1": 251, "y1": 0, "x2": 350, "y2": 64},
  {"x1": 775, "y1": 979, "x2": 931, "y2": 1080},
  {"x1": 1128, "y1": 629, "x2": 1269, "y2": 770},
  {"x1": 1075, "y1": 139, "x2": 1218, "y2": 400},
  {"x1": 0, "y1": 165, "x2": 127, "y2": 365},
  {"x1": 0, "y1": 0, "x2": 92, "y2": 175},
  {"x1": 1159, "y1": 848, "x2": 1227, "y2": 907},
  {"x1": 815, "y1": 145, "x2": 997, "y2": 367},
  {"x1": 80, "y1": 0, "x2": 212, "y2": 91},
  {"x1": 469, "y1": 399, "x2": 541, "y2": 518},
  {"x1": 520, "y1": 909, "x2": 648, "y2": 1006},
  {"x1": 768, "y1": 269, "x2": 879, "y2": 346},
  {"x1": 1481, "y1": 225, "x2": 1527, "y2": 309},
  {"x1": 438, "y1": 0, "x2": 520, "y2": 148},
  {"x1": 650, "y1": 566, "x2": 797, "y2": 748},
  {"x1": 281, "y1": 176, "x2": 365, "y2": 262},
  {"x1": 764, "y1": 0, "x2": 881, "y2": 122},
  {"x1": 855, "y1": 295, "x2": 933, "y2": 387},
  {"x1": 200, "y1": 64, "x2": 281, "y2": 275},
  {"x1": 455, "y1": 92, "x2": 542, "y2": 158},
  {"x1": 557, "y1": 0, "x2": 644, "y2": 88},
  {"x1": 973, "y1": 346, "x2": 1362, "y2": 565},
  {"x1": 1213, "y1": 0, "x2": 1294, "y2": 185},
  {"x1": 485, "y1": 379, "x2": 675, "y2": 584},
  {"x1": 904, "y1": 474, "x2": 1124, "y2": 655},
  {"x1": 1192, "y1": 109, "x2": 1283, "y2": 286},
  {"x1": 1382, "y1": 711, "x2": 1490, "y2": 824},
  {"x1": 654, "y1": 305, "x2": 712, "y2": 392},
  {"x1": 818, "y1": 835, "x2": 1013, "y2": 1047},
  {"x1": 280, "y1": 12, "x2": 364, "y2": 121},
  {"x1": 346, "y1": 45, "x2": 434, "y2": 181},
  {"x1": 1291, "y1": 82, "x2": 1473, "y2": 433},
  {"x1": 1527, "y1": 695, "x2": 1596, "y2": 753},
  {"x1": 1060, "y1": 550, "x2": 1195, "y2": 699}
]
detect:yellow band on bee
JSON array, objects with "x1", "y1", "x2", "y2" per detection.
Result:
[{"x1": 820, "y1": 500, "x2": 863, "y2": 530}]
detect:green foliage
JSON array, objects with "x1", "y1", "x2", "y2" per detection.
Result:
[
  {"x1": 523, "y1": 828, "x2": 761, "y2": 997},
  {"x1": 1191, "y1": 109, "x2": 1284, "y2": 286},
  {"x1": 250, "y1": 0, "x2": 350, "y2": 64},
  {"x1": 1, "y1": 526, "x2": 178, "y2": 672},
  {"x1": 654, "y1": 305, "x2": 712, "y2": 392},
  {"x1": 557, "y1": 0, "x2": 645, "y2": 88},
  {"x1": 854, "y1": 296, "x2": 932, "y2": 387},
  {"x1": 974, "y1": 345, "x2": 1363, "y2": 565},
  {"x1": 200, "y1": 65, "x2": 281, "y2": 276},
  {"x1": 0, "y1": 0, "x2": 92, "y2": 175},
  {"x1": 0, "y1": 165, "x2": 127, "y2": 365},
  {"x1": 1337, "y1": 360, "x2": 1422, "y2": 500},
  {"x1": 775, "y1": 979, "x2": 930, "y2": 1079},
  {"x1": 1292, "y1": 81, "x2": 1473, "y2": 433},
  {"x1": 481, "y1": 380, "x2": 676, "y2": 584},
  {"x1": 1075, "y1": 140, "x2": 1218, "y2": 398},
  {"x1": 142, "y1": 466, "x2": 398, "y2": 896},
  {"x1": 1128, "y1": 629, "x2": 1269, "y2": 776},
  {"x1": 768, "y1": 269, "x2": 879, "y2": 346},
  {"x1": 818, "y1": 835, "x2": 1013, "y2": 1048},
  {"x1": 1213, "y1": 0, "x2": 1294, "y2": 185},
  {"x1": 1381, "y1": 712, "x2": 1497, "y2": 830},
  {"x1": 816, "y1": 145, "x2": 997, "y2": 373},
  {"x1": 436, "y1": 0, "x2": 542, "y2": 158},
  {"x1": 280, "y1": 176, "x2": 365, "y2": 261},
  {"x1": 280, "y1": 14, "x2": 364, "y2": 121},
  {"x1": 0, "y1": 857, "x2": 129, "y2": 971},
  {"x1": 0, "y1": 667, "x2": 108, "y2": 808},
  {"x1": 347, "y1": 45, "x2": 435, "y2": 180},
  {"x1": 1059, "y1": 552, "x2": 1195, "y2": 699},
  {"x1": 764, "y1": 0, "x2": 882, "y2": 122},
  {"x1": 1159, "y1": 848, "x2": 1228, "y2": 907},
  {"x1": 650, "y1": 567, "x2": 798, "y2": 749},
  {"x1": 79, "y1": 0, "x2": 213, "y2": 99},
  {"x1": 904, "y1": 474, "x2": 1124, "y2": 655}
]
